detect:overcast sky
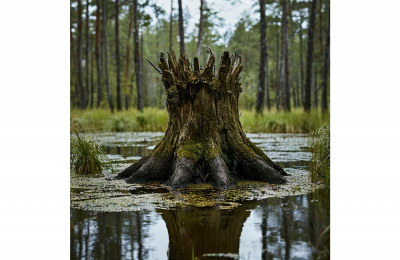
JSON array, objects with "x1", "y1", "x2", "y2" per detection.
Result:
[{"x1": 145, "y1": 0, "x2": 259, "y2": 37}]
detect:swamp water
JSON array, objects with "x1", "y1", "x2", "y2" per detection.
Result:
[{"x1": 71, "y1": 133, "x2": 330, "y2": 260}]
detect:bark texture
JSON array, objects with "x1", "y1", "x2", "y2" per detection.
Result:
[
  {"x1": 178, "y1": 0, "x2": 185, "y2": 52},
  {"x1": 321, "y1": 9, "x2": 330, "y2": 113},
  {"x1": 95, "y1": 0, "x2": 102, "y2": 108},
  {"x1": 133, "y1": 0, "x2": 143, "y2": 111},
  {"x1": 115, "y1": 0, "x2": 122, "y2": 111},
  {"x1": 77, "y1": 0, "x2": 85, "y2": 109},
  {"x1": 196, "y1": 0, "x2": 204, "y2": 58},
  {"x1": 117, "y1": 49, "x2": 287, "y2": 189},
  {"x1": 304, "y1": 0, "x2": 317, "y2": 112},
  {"x1": 255, "y1": 0, "x2": 266, "y2": 114},
  {"x1": 102, "y1": 0, "x2": 114, "y2": 112}
]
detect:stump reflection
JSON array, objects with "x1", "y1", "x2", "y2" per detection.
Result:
[{"x1": 157, "y1": 201, "x2": 258, "y2": 260}]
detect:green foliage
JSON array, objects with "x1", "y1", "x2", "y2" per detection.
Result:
[
  {"x1": 70, "y1": 128, "x2": 110, "y2": 175},
  {"x1": 240, "y1": 108, "x2": 330, "y2": 133},
  {"x1": 70, "y1": 108, "x2": 169, "y2": 132},
  {"x1": 71, "y1": 108, "x2": 328, "y2": 134},
  {"x1": 308, "y1": 125, "x2": 330, "y2": 187}
]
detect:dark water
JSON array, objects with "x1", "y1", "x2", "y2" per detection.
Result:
[{"x1": 71, "y1": 133, "x2": 330, "y2": 260}]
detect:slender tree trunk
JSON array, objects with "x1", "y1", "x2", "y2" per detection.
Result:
[
  {"x1": 77, "y1": 0, "x2": 85, "y2": 109},
  {"x1": 276, "y1": 31, "x2": 280, "y2": 110},
  {"x1": 296, "y1": 68, "x2": 300, "y2": 108},
  {"x1": 304, "y1": 0, "x2": 317, "y2": 112},
  {"x1": 299, "y1": 16, "x2": 304, "y2": 107},
  {"x1": 95, "y1": 0, "x2": 102, "y2": 107},
  {"x1": 256, "y1": 0, "x2": 266, "y2": 114},
  {"x1": 266, "y1": 20, "x2": 271, "y2": 111},
  {"x1": 196, "y1": 0, "x2": 204, "y2": 57},
  {"x1": 85, "y1": 0, "x2": 90, "y2": 108},
  {"x1": 169, "y1": 0, "x2": 173, "y2": 51},
  {"x1": 123, "y1": 6, "x2": 133, "y2": 110},
  {"x1": 133, "y1": 0, "x2": 143, "y2": 111},
  {"x1": 141, "y1": 33, "x2": 146, "y2": 107},
  {"x1": 321, "y1": 9, "x2": 330, "y2": 113},
  {"x1": 115, "y1": 0, "x2": 122, "y2": 111},
  {"x1": 280, "y1": 0, "x2": 290, "y2": 112},
  {"x1": 70, "y1": 11, "x2": 78, "y2": 107},
  {"x1": 117, "y1": 50, "x2": 288, "y2": 188},
  {"x1": 178, "y1": 0, "x2": 185, "y2": 52},
  {"x1": 312, "y1": 66, "x2": 317, "y2": 108},
  {"x1": 102, "y1": 0, "x2": 114, "y2": 112},
  {"x1": 90, "y1": 39, "x2": 94, "y2": 108}
]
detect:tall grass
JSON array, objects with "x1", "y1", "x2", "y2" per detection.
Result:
[
  {"x1": 70, "y1": 107, "x2": 329, "y2": 134},
  {"x1": 308, "y1": 125, "x2": 330, "y2": 187},
  {"x1": 70, "y1": 128, "x2": 110, "y2": 175}
]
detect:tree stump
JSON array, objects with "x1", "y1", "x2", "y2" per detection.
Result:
[{"x1": 117, "y1": 49, "x2": 288, "y2": 188}]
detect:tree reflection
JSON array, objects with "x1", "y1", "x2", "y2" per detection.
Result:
[{"x1": 157, "y1": 201, "x2": 258, "y2": 260}]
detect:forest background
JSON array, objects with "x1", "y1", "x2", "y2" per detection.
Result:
[{"x1": 70, "y1": 0, "x2": 330, "y2": 133}]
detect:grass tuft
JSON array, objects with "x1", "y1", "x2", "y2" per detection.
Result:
[
  {"x1": 308, "y1": 125, "x2": 330, "y2": 187},
  {"x1": 70, "y1": 127, "x2": 110, "y2": 175}
]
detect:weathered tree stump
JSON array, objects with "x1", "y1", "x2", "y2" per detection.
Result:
[{"x1": 117, "y1": 49, "x2": 287, "y2": 188}]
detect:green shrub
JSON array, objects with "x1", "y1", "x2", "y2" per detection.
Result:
[
  {"x1": 70, "y1": 128, "x2": 110, "y2": 175},
  {"x1": 309, "y1": 125, "x2": 330, "y2": 187}
]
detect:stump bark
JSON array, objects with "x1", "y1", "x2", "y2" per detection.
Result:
[{"x1": 117, "y1": 49, "x2": 288, "y2": 188}]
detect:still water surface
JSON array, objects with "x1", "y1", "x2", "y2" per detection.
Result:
[{"x1": 71, "y1": 133, "x2": 330, "y2": 260}]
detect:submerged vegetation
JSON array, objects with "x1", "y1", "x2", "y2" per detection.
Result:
[
  {"x1": 70, "y1": 128, "x2": 110, "y2": 175},
  {"x1": 70, "y1": 108, "x2": 329, "y2": 134},
  {"x1": 309, "y1": 125, "x2": 330, "y2": 187}
]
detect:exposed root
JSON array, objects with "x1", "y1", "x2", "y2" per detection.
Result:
[
  {"x1": 126, "y1": 156, "x2": 171, "y2": 183},
  {"x1": 166, "y1": 158, "x2": 196, "y2": 188},
  {"x1": 238, "y1": 157, "x2": 286, "y2": 184},
  {"x1": 116, "y1": 155, "x2": 150, "y2": 179},
  {"x1": 209, "y1": 156, "x2": 232, "y2": 188}
]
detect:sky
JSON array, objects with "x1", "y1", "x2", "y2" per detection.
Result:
[{"x1": 145, "y1": 0, "x2": 259, "y2": 37}]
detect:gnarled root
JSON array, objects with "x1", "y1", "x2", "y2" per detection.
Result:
[
  {"x1": 116, "y1": 155, "x2": 150, "y2": 179},
  {"x1": 125, "y1": 156, "x2": 171, "y2": 183}
]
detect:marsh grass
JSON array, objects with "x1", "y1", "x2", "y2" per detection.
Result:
[
  {"x1": 71, "y1": 107, "x2": 329, "y2": 134},
  {"x1": 70, "y1": 127, "x2": 111, "y2": 175},
  {"x1": 308, "y1": 125, "x2": 330, "y2": 187}
]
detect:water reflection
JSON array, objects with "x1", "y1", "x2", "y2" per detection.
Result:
[{"x1": 70, "y1": 189, "x2": 329, "y2": 260}]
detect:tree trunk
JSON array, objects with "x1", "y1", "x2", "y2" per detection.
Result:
[
  {"x1": 169, "y1": 0, "x2": 173, "y2": 52},
  {"x1": 196, "y1": 0, "x2": 204, "y2": 57},
  {"x1": 299, "y1": 16, "x2": 304, "y2": 107},
  {"x1": 280, "y1": 0, "x2": 290, "y2": 112},
  {"x1": 304, "y1": 0, "x2": 317, "y2": 112},
  {"x1": 102, "y1": 0, "x2": 114, "y2": 112},
  {"x1": 77, "y1": 0, "x2": 85, "y2": 110},
  {"x1": 313, "y1": 64, "x2": 317, "y2": 108},
  {"x1": 117, "y1": 50, "x2": 288, "y2": 188},
  {"x1": 95, "y1": 0, "x2": 102, "y2": 108},
  {"x1": 266, "y1": 26, "x2": 271, "y2": 111},
  {"x1": 321, "y1": 9, "x2": 330, "y2": 113},
  {"x1": 178, "y1": 0, "x2": 185, "y2": 52},
  {"x1": 70, "y1": 11, "x2": 78, "y2": 107},
  {"x1": 133, "y1": 0, "x2": 143, "y2": 111},
  {"x1": 85, "y1": 0, "x2": 90, "y2": 108},
  {"x1": 115, "y1": 0, "x2": 122, "y2": 111},
  {"x1": 123, "y1": 6, "x2": 133, "y2": 110},
  {"x1": 256, "y1": 0, "x2": 266, "y2": 114},
  {"x1": 90, "y1": 35, "x2": 94, "y2": 108},
  {"x1": 276, "y1": 31, "x2": 280, "y2": 110}
]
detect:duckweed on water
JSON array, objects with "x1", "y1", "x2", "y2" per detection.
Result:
[{"x1": 70, "y1": 166, "x2": 324, "y2": 212}]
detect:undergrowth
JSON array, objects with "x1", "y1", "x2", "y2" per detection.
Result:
[
  {"x1": 308, "y1": 125, "x2": 330, "y2": 187},
  {"x1": 70, "y1": 107, "x2": 329, "y2": 134},
  {"x1": 70, "y1": 127, "x2": 111, "y2": 175}
]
